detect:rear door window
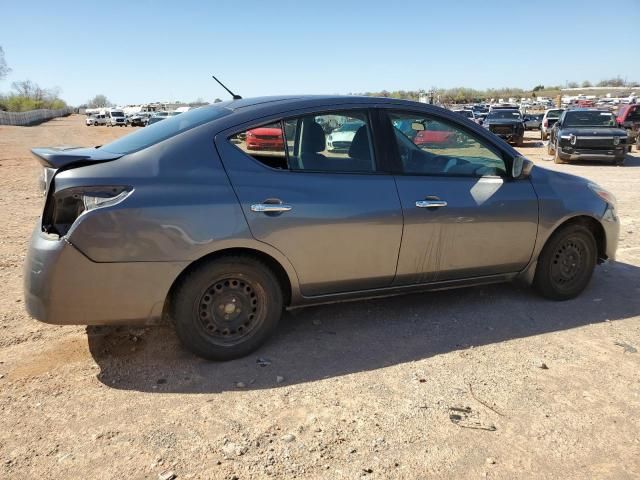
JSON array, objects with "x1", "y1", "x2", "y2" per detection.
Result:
[{"x1": 229, "y1": 110, "x2": 377, "y2": 173}]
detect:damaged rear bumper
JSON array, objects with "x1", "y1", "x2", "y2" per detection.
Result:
[{"x1": 23, "y1": 225, "x2": 187, "y2": 325}]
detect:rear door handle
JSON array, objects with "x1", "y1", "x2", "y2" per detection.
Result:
[
  {"x1": 251, "y1": 203, "x2": 293, "y2": 213},
  {"x1": 416, "y1": 200, "x2": 447, "y2": 209}
]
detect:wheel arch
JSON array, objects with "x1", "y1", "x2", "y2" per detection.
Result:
[
  {"x1": 520, "y1": 214, "x2": 606, "y2": 284},
  {"x1": 163, "y1": 247, "x2": 296, "y2": 320}
]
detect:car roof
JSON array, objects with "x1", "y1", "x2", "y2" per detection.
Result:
[
  {"x1": 565, "y1": 108, "x2": 611, "y2": 113},
  {"x1": 223, "y1": 95, "x2": 436, "y2": 111}
]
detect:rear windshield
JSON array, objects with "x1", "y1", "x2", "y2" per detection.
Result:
[
  {"x1": 100, "y1": 105, "x2": 232, "y2": 154},
  {"x1": 547, "y1": 109, "x2": 563, "y2": 119},
  {"x1": 487, "y1": 110, "x2": 521, "y2": 119}
]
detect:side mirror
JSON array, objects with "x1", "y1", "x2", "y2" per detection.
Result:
[{"x1": 512, "y1": 155, "x2": 533, "y2": 179}]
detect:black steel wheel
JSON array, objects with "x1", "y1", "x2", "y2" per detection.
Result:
[
  {"x1": 195, "y1": 275, "x2": 266, "y2": 347},
  {"x1": 171, "y1": 256, "x2": 283, "y2": 360},
  {"x1": 534, "y1": 224, "x2": 597, "y2": 300}
]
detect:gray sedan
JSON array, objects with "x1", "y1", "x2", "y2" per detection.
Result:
[
  {"x1": 24, "y1": 96, "x2": 620, "y2": 360},
  {"x1": 524, "y1": 113, "x2": 543, "y2": 130}
]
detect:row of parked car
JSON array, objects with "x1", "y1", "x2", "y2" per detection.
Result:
[
  {"x1": 85, "y1": 109, "x2": 182, "y2": 127},
  {"x1": 447, "y1": 103, "x2": 640, "y2": 161}
]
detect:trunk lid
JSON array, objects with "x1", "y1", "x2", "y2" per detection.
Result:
[
  {"x1": 31, "y1": 146, "x2": 122, "y2": 169},
  {"x1": 31, "y1": 147, "x2": 123, "y2": 194}
]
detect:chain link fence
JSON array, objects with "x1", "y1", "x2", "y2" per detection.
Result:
[{"x1": 0, "y1": 108, "x2": 73, "y2": 126}]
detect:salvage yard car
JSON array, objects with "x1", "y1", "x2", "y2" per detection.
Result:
[
  {"x1": 523, "y1": 113, "x2": 543, "y2": 130},
  {"x1": 547, "y1": 109, "x2": 628, "y2": 165},
  {"x1": 85, "y1": 113, "x2": 107, "y2": 126},
  {"x1": 24, "y1": 96, "x2": 619, "y2": 360},
  {"x1": 126, "y1": 112, "x2": 149, "y2": 127},
  {"x1": 540, "y1": 108, "x2": 564, "y2": 140},
  {"x1": 106, "y1": 108, "x2": 127, "y2": 127},
  {"x1": 616, "y1": 103, "x2": 640, "y2": 150},
  {"x1": 483, "y1": 108, "x2": 525, "y2": 146}
]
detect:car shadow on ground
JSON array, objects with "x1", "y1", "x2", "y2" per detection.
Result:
[
  {"x1": 87, "y1": 259, "x2": 640, "y2": 394},
  {"x1": 521, "y1": 138, "x2": 544, "y2": 148},
  {"x1": 537, "y1": 152, "x2": 640, "y2": 167}
]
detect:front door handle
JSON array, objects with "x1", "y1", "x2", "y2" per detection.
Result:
[
  {"x1": 416, "y1": 199, "x2": 447, "y2": 209},
  {"x1": 251, "y1": 203, "x2": 293, "y2": 213}
]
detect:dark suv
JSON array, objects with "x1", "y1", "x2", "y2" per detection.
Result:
[
  {"x1": 548, "y1": 109, "x2": 629, "y2": 164},
  {"x1": 483, "y1": 108, "x2": 525, "y2": 146},
  {"x1": 24, "y1": 96, "x2": 619, "y2": 360}
]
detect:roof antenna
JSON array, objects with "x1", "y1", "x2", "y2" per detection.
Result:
[{"x1": 211, "y1": 75, "x2": 242, "y2": 100}]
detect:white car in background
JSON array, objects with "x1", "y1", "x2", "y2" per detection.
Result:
[
  {"x1": 326, "y1": 121, "x2": 364, "y2": 152},
  {"x1": 540, "y1": 108, "x2": 565, "y2": 140},
  {"x1": 453, "y1": 109, "x2": 477, "y2": 122},
  {"x1": 106, "y1": 108, "x2": 127, "y2": 127},
  {"x1": 85, "y1": 113, "x2": 107, "y2": 126}
]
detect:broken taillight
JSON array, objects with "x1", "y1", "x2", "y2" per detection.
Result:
[{"x1": 42, "y1": 186, "x2": 132, "y2": 237}]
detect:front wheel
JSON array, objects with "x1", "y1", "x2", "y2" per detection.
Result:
[
  {"x1": 171, "y1": 256, "x2": 283, "y2": 360},
  {"x1": 534, "y1": 224, "x2": 597, "y2": 300},
  {"x1": 553, "y1": 143, "x2": 566, "y2": 164}
]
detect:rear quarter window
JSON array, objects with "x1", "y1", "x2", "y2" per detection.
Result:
[{"x1": 100, "y1": 105, "x2": 232, "y2": 154}]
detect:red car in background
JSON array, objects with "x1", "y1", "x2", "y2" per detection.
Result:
[
  {"x1": 616, "y1": 104, "x2": 640, "y2": 150},
  {"x1": 413, "y1": 124, "x2": 455, "y2": 146},
  {"x1": 246, "y1": 126, "x2": 284, "y2": 151}
]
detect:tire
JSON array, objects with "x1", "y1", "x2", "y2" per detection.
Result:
[
  {"x1": 516, "y1": 136, "x2": 524, "y2": 147},
  {"x1": 541, "y1": 131, "x2": 546, "y2": 141},
  {"x1": 534, "y1": 224, "x2": 597, "y2": 300},
  {"x1": 553, "y1": 142, "x2": 566, "y2": 164},
  {"x1": 171, "y1": 256, "x2": 283, "y2": 360},
  {"x1": 547, "y1": 138, "x2": 554, "y2": 156}
]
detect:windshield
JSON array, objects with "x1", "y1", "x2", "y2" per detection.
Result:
[
  {"x1": 111, "y1": 111, "x2": 124, "y2": 117},
  {"x1": 457, "y1": 111, "x2": 473, "y2": 118},
  {"x1": 100, "y1": 104, "x2": 232, "y2": 154},
  {"x1": 564, "y1": 111, "x2": 617, "y2": 127},
  {"x1": 487, "y1": 110, "x2": 521, "y2": 120}
]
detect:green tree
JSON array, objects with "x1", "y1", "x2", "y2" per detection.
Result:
[{"x1": 581, "y1": 80, "x2": 592, "y2": 88}]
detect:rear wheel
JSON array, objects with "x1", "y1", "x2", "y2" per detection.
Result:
[
  {"x1": 171, "y1": 256, "x2": 283, "y2": 360},
  {"x1": 534, "y1": 224, "x2": 597, "y2": 300},
  {"x1": 541, "y1": 131, "x2": 546, "y2": 141}
]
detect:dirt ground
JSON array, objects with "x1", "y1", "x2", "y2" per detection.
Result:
[{"x1": 1, "y1": 115, "x2": 639, "y2": 480}]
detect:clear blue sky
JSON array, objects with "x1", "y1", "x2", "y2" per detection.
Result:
[{"x1": 2, "y1": 0, "x2": 639, "y2": 106}]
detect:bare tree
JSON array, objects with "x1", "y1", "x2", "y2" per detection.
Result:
[
  {"x1": 11, "y1": 80, "x2": 38, "y2": 98},
  {"x1": 87, "y1": 94, "x2": 111, "y2": 108},
  {"x1": 0, "y1": 46, "x2": 10, "y2": 80}
]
